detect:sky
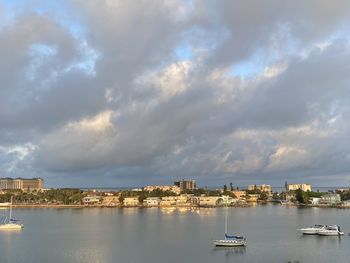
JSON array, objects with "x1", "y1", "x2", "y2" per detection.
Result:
[{"x1": 1, "y1": 0, "x2": 350, "y2": 188}]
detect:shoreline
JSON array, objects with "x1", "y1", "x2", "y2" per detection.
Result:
[{"x1": 7, "y1": 203, "x2": 350, "y2": 209}]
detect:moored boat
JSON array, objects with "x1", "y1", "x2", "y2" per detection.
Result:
[
  {"x1": 297, "y1": 224, "x2": 326, "y2": 235},
  {"x1": 213, "y1": 234, "x2": 246, "y2": 247},
  {"x1": 0, "y1": 197, "x2": 23, "y2": 230},
  {"x1": 213, "y1": 197, "x2": 246, "y2": 247},
  {"x1": 317, "y1": 225, "x2": 344, "y2": 236}
]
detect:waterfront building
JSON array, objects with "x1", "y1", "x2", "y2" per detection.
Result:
[
  {"x1": 102, "y1": 196, "x2": 120, "y2": 206},
  {"x1": 231, "y1": 190, "x2": 246, "y2": 201},
  {"x1": 176, "y1": 194, "x2": 189, "y2": 205},
  {"x1": 287, "y1": 184, "x2": 312, "y2": 192},
  {"x1": 248, "y1": 184, "x2": 272, "y2": 195},
  {"x1": 0, "y1": 178, "x2": 44, "y2": 191},
  {"x1": 199, "y1": 196, "x2": 221, "y2": 206},
  {"x1": 123, "y1": 197, "x2": 140, "y2": 206},
  {"x1": 341, "y1": 200, "x2": 350, "y2": 207},
  {"x1": 310, "y1": 197, "x2": 321, "y2": 205},
  {"x1": 22, "y1": 178, "x2": 44, "y2": 191},
  {"x1": 160, "y1": 196, "x2": 177, "y2": 206},
  {"x1": 221, "y1": 195, "x2": 238, "y2": 205},
  {"x1": 247, "y1": 194, "x2": 259, "y2": 202},
  {"x1": 143, "y1": 197, "x2": 161, "y2": 206},
  {"x1": 82, "y1": 196, "x2": 103, "y2": 205},
  {"x1": 144, "y1": 185, "x2": 181, "y2": 195},
  {"x1": 320, "y1": 193, "x2": 341, "y2": 205},
  {"x1": 189, "y1": 195, "x2": 200, "y2": 205},
  {"x1": 199, "y1": 195, "x2": 237, "y2": 206},
  {"x1": 174, "y1": 180, "x2": 196, "y2": 191}
]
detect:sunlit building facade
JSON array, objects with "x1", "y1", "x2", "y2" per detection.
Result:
[
  {"x1": 287, "y1": 184, "x2": 312, "y2": 192},
  {"x1": 174, "y1": 180, "x2": 196, "y2": 191},
  {"x1": 0, "y1": 178, "x2": 44, "y2": 191}
]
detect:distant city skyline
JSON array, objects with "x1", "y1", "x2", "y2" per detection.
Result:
[{"x1": 1, "y1": 1, "x2": 350, "y2": 187}]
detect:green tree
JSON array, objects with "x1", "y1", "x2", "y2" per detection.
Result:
[
  {"x1": 138, "y1": 192, "x2": 147, "y2": 203},
  {"x1": 259, "y1": 192, "x2": 269, "y2": 201},
  {"x1": 230, "y1": 182, "x2": 233, "y2": 191},
  {"x1": 295, "y1": 189, "x2": 307, "y2": 204},
  {"x1": 272, "y1": 192, "x2": 280, "y2": 200}
]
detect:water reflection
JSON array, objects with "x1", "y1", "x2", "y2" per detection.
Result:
[
  {"x1": 299, "y1": 234, "x2": 342, "y2": 245},
  {"x1": 160, "y1": 207, "x2": 200, "y2": 215},
  {"x1": 212, "y1": 246, "x2": 246, "y2": 257}
]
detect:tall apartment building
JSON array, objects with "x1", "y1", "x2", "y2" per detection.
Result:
[
  {"x1": 174, "y1": 180, "x2": 196, "y2": 191},
  {"x1": 287, "y1": 183, "x2": 311, "y2": 192},
  {"x1": 0, "y1": 178, "x2": 44, "y2": 191}
]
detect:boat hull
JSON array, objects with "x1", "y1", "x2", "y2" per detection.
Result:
[
  {"x1": 317, "y1": 231, "x2": 343, "y2": 236},
  {"x1": 298, "y1": 228, "x2": 322, "y2": 235},
  {"x1": 0, "y1": 223, "x2": 23, "y2": 230},
  {"x1": 213, "y1": 239, "x2": 246, "y2": 247}
]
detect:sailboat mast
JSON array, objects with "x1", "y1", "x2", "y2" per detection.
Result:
[
  {"x1": 224, "y1": 202, "x2": 228, "y2": 238},
  {"x1": 9, "y1": 196, "x2": 12, "y2": 220}
]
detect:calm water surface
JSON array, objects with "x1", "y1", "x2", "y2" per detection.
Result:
[{"x1": 0, "y1": 204, "x2": 349, "y2": 263}]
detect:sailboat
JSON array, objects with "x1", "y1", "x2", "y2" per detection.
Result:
[
  {"x1": 213, "y1": 198, "x2": 246, "y2": 247},
  {"x1": 0, "y1": 196, "x2": 23, "y2": 230}
]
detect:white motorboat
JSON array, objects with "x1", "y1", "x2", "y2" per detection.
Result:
[
  {"x1": 213, "y1": 199, "x2": 246, "y2": 247},
  {"x1": 317, "y1": 225, "x2": 344, "y2": 236},
  {"x1": 297, "y1": 224, "x2": 326, "y2": 235}
]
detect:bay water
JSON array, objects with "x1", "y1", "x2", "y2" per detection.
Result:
[{"x1": 0, "y1": 204, "x2": 349, "y2": 263}]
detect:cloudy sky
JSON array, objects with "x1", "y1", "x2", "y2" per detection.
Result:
[{"x1": 1, "y1": 0, "x2": 350, "y2": 188}]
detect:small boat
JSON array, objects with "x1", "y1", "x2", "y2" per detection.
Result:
[
  {"x1": 317, "y1": 225, "x2": 344, "y2": 236},
  {"x1": 0, "y1": 219, "x2": 23, "y2": 230},
  {"x1": 297, "y1": 224, "x2": 326, "y2": 235},
  {"x1": 213, "y1": 199, "x2": 246, "y2": 247},
  {"x1": 0, "y1": 196, "x2": 23, "y2": 230},
  {"x1": 213, "y1": 234, "x2": 246, "y2": 247}
]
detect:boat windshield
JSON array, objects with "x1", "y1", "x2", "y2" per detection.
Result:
[
  {"x1": 326, "y1": 226, "x2": 338, "y2": 230},
  {"x1": 314, "y1": 225, "x2": 325, "y2": 228}
]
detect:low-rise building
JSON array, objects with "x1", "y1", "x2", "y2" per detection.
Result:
[
  {"x1": 123, "y1": 197, "x2": 140, "y2": 206},
  {"x1": 199, "y1": 196, "x2": 221, "y2": 206},
  {"x1": 287, "y1": 184, "x2": 312, "y2": 192},
  {"x1": 199, "y1": 195, "x2": 237, "y2": 206},
  {"x1": 143, "y1": 197, "x2": 161, "y2": 206},
  {"x1": 246, "y1": 194, "x2": 259, "y2": 202},
  {"x1": 143, "y1": 185, "x2": 181, "y2": 195},
  {"x1": 221, "y1": 195, "x2": 238, "y2": 205},
  {"x1": 231, "y1": 190, "x2": 246, "y2": 201},
  {"x1": 176, "y1": 194, "x2": 192, "y2": 206},
  {"x1": 341, "y1": 200, "x2": 350, "y2": 207},
  {"x1": 82, "y1": 196, "x2": 103, "y2": 205},
  {"x1": 102, "y1": 196, "x2": 120, "y2": 206},
  {"x1": 160, "y1": 196, "x2": 177, "y2": 206},
  {"x1": 310, "y1": 197, "x2": 321, "y2": 205},
  {"x1": 320, "y1": 193, "x2": 341, "y2": 205},
  {"x1": 248, "y1": 184, "x2": 272, "y2": 195}
]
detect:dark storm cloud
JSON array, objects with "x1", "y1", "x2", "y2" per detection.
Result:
[
  {"x1": 193, "y1": 0, "x2": 350, "y2": 66},
  {"x1": 1, "y1": 1, "x2": 350, "y2": 186}
]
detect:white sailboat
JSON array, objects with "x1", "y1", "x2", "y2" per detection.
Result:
[
  {"x1": 213, "y1": 200, "x2": 246, "y2": 247},
  {"x1": 0, "y1": 196, "x2": 23, "y2": 230}
]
